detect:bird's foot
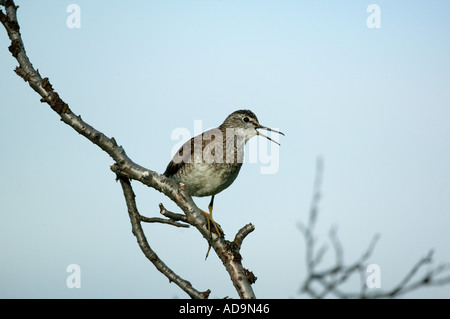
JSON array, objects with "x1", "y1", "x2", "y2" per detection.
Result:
[
  {"x1": 200, "y1": 208, "x2": 224, "y2": 259},
  {"x1": 200, "y1": 209, "x2": 224, "y2": 238}
]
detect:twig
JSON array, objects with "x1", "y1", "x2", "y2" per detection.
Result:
[
  {"x1": 138, "y1": 215, "x2": 190, "y2": 228},
  {"x1": 233, "y1": 223, "x2": 255, "y2": 249},
  {"x1": 159, "y1": 203, "x2": 189, "y2": 224}
]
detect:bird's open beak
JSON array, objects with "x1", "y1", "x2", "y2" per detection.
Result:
[{"x1": 256, "y1": 125, "x2": 285, "y2": 146}]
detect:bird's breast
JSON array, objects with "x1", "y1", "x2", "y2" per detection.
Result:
[{"x1": 173, "y1": 163, "x2": 242, "y2": 197}]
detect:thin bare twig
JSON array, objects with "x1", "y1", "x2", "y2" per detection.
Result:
[
  {"x1": 159, "y1": 203, "x2": 190, "y2": 224},
  {"x1": 233, "y1": 223, "x2": 255, "y2": 250},
  {"x1": 138, "y1": 215, "x2": 190, "y2": 228}
]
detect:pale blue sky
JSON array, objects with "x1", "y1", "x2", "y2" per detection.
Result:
[{"x1": 0, "y1": 1, "x2": 449, "y2": 298}]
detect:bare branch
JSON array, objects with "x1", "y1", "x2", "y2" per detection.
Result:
[
  {"x1": 111, "y1": 165, "x2": 257, "y2": 299},
  {"x1": 233, "y1": 223, "x2": 255, "y2": 250},
  {"x1": 159, "y1": 203, "x2": 190, "y2": 224},
  {"x1": 129, "y1": 202, "x2": 191, "y2": 227},
  {"x1": 138, "y1": 215, "x2": 190, "y2": 228},
  {"x1": 300, "y1": 157, "x2": 450, "y2": 299},
  {"x1": 360, "y1": 250, "x2": 450, "y2": 299},
  {"x1": 1, "y1": 1, "x2": 257, "y2": 299},
  {"x1": 118, "y1": 176, "x2": 209, "y2": 299}
]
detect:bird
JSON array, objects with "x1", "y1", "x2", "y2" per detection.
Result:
[{"x1": 163, "y1": 109, "x2": 284, "y2": 255}]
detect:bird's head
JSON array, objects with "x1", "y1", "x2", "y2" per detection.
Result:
[{"x1": 220, "y1": 109, "x2": 285, "y2": 145}]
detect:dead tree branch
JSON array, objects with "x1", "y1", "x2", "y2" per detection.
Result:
[
  {"x1": 159, "y1": 203, "x2": 190, "y2": 224},
  {"x1": 118, "y1": 176, "x2": 208, "y2": 299},
  {"x1": 299, "y1": 158, "x2": 450, "y2": 298},
  {"x1": 1, "y1": 1, "x2": 256, "y2": 299}
]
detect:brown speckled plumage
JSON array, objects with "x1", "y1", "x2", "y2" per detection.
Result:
[{"x1": 164, "y1": 110, "x2": 266, "y2": 197}]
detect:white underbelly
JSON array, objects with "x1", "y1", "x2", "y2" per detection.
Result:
[{"x1": 175, "y1": 163, "x2": 242, "y2": 197}]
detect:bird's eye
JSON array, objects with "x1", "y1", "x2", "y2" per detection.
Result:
[{"x1": 243, "y1": 117, "x2": 249, "y2": 123}]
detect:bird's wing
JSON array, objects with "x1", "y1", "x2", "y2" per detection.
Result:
[{"x1": 163, "y1": 137, "x2": 195, "y2": 177}]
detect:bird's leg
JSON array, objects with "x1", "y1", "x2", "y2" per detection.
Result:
[
  {"x1": 206, "y1": 195, "x2": 223, "y2": 237},
  {"x1": 201, "y1": 196, "x2": 224, "y2": 259}
]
